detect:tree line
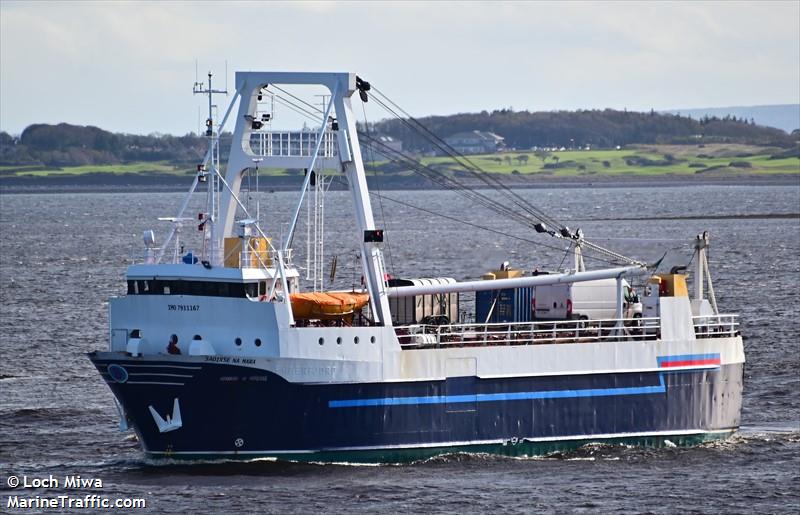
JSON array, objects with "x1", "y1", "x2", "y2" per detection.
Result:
[
  {"x1": 0, "y1": 123, "x2": 210, "y2": 167},
  {"x1": 369, "y1": 108, "x2": 795, "y2": 152},
  {"x1": 1, "y1": 110, "x2": 795, "y2": 168}
]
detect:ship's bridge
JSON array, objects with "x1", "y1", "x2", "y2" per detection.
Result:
[{"x1": 125, "y1": 263, "x2": 300, "y2": 299}]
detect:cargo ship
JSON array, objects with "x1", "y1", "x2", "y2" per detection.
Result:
[{"x1": 89, "y1": 71, "x2": 744, "y2": 463}]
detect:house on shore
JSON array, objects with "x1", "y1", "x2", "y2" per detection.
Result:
[
  {"x1": 366, "y1": 135, "x2": 403, "y2": 161},
  {"x1": 444, "y1": 130, "x2": 505, "y2": 155}
]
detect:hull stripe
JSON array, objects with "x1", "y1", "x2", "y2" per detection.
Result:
[
  {"x1": 660, "y1": 359, "x2": 720, "y2": 368},
  {"x1": 127, "y1": 373, "x2": 194, "y2": 378},
  {"x1": 100, "y1": 363, "x2": 203, "y2": 370},
  {"x1": 119, "y1": 381, "x2": 186, "y2": 386},
  {"x1": 657, "y1": 353, "x2": 721, "y2": 367},
  {"x1": 329, "y1": 376, "x2": 666, "y2": 408},
  {"x1": 329, "y1": 355, "x2": 722, "y2": 409}
]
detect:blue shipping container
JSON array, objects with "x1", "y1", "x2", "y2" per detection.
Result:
[{"x1": 475, "y1": 287, "x2": 534, "y2": 323}]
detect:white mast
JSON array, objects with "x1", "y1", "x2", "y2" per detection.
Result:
[
  {"x1": 193, "y1": 71, "x2": 227, "y2": 263},
  {"x1": 694, "y1": 231, "x2": 718, "y2": 314}
]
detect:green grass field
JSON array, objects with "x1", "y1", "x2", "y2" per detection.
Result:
[
  {"x1": 0, "y1": 161, "x2": 185, "y2": 177},
  {"x1": 419, "y1": 143, "x2": 799, "y2": 177},
  {"x1": 3, "y1": 144, "x2": 798, "y2": 180},
  {"x1": 0, "y1": 161, "x2": 298, "y2": 178}
]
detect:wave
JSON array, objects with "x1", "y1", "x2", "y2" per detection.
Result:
[
  {"x1": 414, "y1": 429, "x2": 800, "y2": 465},
  {"x1": 104, "y1": 428, "x2": 800, "y2": 472}
]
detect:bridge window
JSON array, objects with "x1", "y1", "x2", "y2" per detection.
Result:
[{"x1": 125, "y1": 279, "x2": 258, "y2": 298}]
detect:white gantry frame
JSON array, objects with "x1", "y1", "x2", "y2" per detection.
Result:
[{"x1": 218, "y1": 72, "x2": 393, "y2": 326}]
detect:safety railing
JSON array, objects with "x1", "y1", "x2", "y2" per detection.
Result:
[
  {"x1": 250, "y1": 131, "x2": 338, "y2": 158},
  {"x1": 692, "y1": 314, "x2": 739, "y2": 338},
  {"x1": 236, "y1": 248, "x2": 294, "y2": 269},
  {"x1": 396, "y1": 317, "x2": 661, "y2": 349}
]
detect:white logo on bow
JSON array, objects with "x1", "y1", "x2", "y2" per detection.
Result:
[{"x1": 148, "y1": 398, "x2": 182, "y2": 433}]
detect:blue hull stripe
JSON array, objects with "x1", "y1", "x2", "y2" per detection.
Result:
[
  {"x1": 329, "y1": 355, "x2": 722, "y2": 409},
  {"x1": 329, "y1": 376, "x2": 668, "y2": 408}
]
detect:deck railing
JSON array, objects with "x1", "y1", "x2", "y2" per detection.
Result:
[
  {"x1": 236, "y1": 248, "x2": 294, "y2": 269},
  {"x1": 250, "y1": 131, "x2": 338, "y2": 158},
  {"x1": 396, "y1": 314, "x2": 740, "y2": 349},
  {"x1": 396, "y1": 317, "x2": 660, "y2": 349},
  {"x1": 692, "y1": 314, "x2": 739, "y2": 338}
]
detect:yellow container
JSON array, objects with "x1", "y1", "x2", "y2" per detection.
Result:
[
  {"x1": 224, "y1": 237, "x2": 272, "y2": 268},
  {"x1": 655, "y1": 274, "x2": 688, "y2": 297},
  {"x1": 484, "y1": 269, "x2": 522, "y2": 280}
]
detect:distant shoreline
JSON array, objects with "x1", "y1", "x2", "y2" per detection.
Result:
[{"x1": 1, "y1": 172, "x2": 798, "y2": 194}]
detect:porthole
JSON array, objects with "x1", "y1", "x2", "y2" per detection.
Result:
[
  {"x1": 318, "y1": 337, "x2": 324, "y2": 345},
  {"x1": 255, "y1": 338, "x2": 262, "y2": 347},
  {"x1": 354, "y1": 336, "x2": 360, "y2": 344},
  {"x1": 235, "y1": 337, "x2": 242, "y2": 346},
  {"x1": 370, "y1": 336, "x2": 376, "y2": 344},
  {"x1": 336, "y1": 337, "x2": 342, "y2": 345}
]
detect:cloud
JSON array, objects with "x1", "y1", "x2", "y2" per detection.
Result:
[{"x1": 1, "y1": 0, "x2": 798, "y2": 134}]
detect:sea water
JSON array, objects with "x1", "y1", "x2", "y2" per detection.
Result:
[{"x1": 1, "y1": 184, "x2": 798, "y2": 513}]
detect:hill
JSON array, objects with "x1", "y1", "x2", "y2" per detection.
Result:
[
  {"x1": 1, "y1": 108, "x2": 797, "y2": 171},
  {"x1": 660, "y1": 104, "x2": 799, "y2": 134},
  {"x1": 370, "y1": 108, "x2": 796, "y2": 154},
  {"x1": 0, "y1": 123, "x2": 210, "y2": 168}
]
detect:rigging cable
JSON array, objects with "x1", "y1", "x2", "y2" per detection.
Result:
[
  {"x1": 359, "y1": 133, "x2": 634, "y2": 266},
  {"x1": 264, "y1": 86, "x2": 566, "y2": 236},
  {"x1": 360, "y1": 103, "x2": 396, "y2": 278},
  {"x1": 366, "y1": 85, "x2": 645, "y2": 266},
  {"x1": 365, "y1": 189, "x2": 637, "y2": 267},
  {"x1": 271, "y1": 85, "x2": 324, "y2": 115},
  {"x1": 359, "y1": 134, "x2": 536, "y2": 223},
  {"x1": 263, "y1": 82, "x2": 648, "y2": 268},
  {"x1": 369, "y1": 87, "x2": 565, "y2": 230}
]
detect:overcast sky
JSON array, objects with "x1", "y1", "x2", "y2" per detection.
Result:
[{"x1": 1, "y1": 0, "x2": 798, "y2": 135}]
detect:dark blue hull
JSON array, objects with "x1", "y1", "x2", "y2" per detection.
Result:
[{"x1": 89, "y1": 353, "x2": 743, "y2": 462}]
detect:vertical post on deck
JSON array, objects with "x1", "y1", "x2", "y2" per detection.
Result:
[{"x1": 615, "y1": 275, "x2": 624, "y2": 334}]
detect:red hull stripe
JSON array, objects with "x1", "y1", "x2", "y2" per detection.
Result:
[{"x1": 660, "y1": 359, "x2": 721, "y2": 368}]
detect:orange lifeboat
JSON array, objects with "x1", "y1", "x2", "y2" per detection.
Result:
[{"x1": 290, "y1": 291, "x2": 370, "y2": 320}]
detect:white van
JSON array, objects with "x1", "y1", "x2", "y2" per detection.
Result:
[{"x1": 533, "y1": 278, "x2": 642, "y2": 321}]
